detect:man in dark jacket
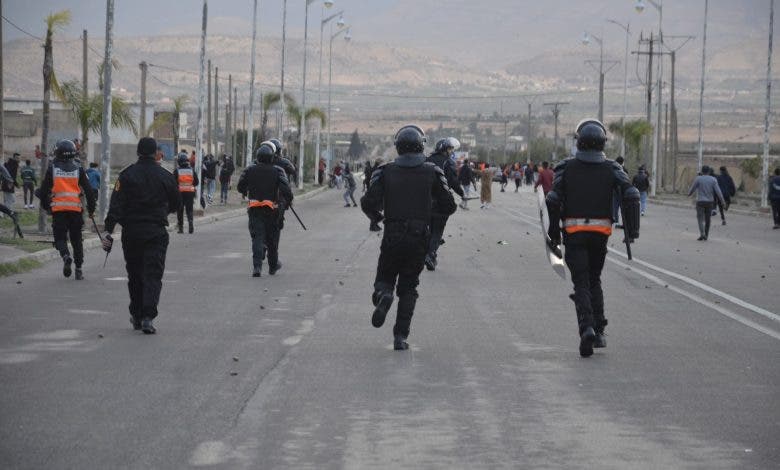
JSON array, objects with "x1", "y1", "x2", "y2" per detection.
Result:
[
  {"x1": 425, "y1": 137, "x2": 465, "y2": 271},
  {"x1": 237, "y1": 141, "x2": 294, "y2": 277},
  {"x1": 769, "y1": 167, "x2": 780, "y2": 229},
  {"x1": 361, "y1": 125, "x2": 456, "y2": 350},
  {"x1": 203, "y1": 154, "x2": 218, "y2": 204},
  {"x1": 39, "y1": 140, "x2": 97, "y2": 280},
  {"x1": 716, "y1": 166, "x2": 736, "y2": 225},
  {"x1": 632, "y1": 165, "x2": 650, "y2": 215},
  {"x1": 2, "y1": 153, "x2": 20, "y2": 208},
  {"x1": 458, "y1": 158, "x2": 475, "y2": 209},
  {"x1": 103, "y1": 137, "x2": 181, "y2": 334},
  {"x1": 219, "y1": 154, "x2": 235, "y2": 204}
]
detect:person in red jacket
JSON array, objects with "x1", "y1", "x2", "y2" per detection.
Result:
[{"x1": 534, "y1": 161, "x2": 554, "y2": 195}]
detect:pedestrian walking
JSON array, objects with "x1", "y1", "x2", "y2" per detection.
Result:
[
  {"x1": 715, "y1": 166, "x2": 736, "y2": 225},
  {"x1": 631, "y1": 165, "x2": 650, "y2": 215},
  {"x1": 534, "y1": 161, "x2": 554, "y2": 195},
  {"x1": 687, "y1": 165, "x2": 726, "y2": 241},
  {"x1": 342, "y1": 163, "x2": 358, "y2": 207},
  {"x1": 318, "y1": 158, "x2": 327, "y2": 186},
  {"x1": 425, "y1": 138, "x2": 464, "y2": 271},
  {"x1": 86, "y1": 162, "x2": 101, "y2": 193},
  {"x1": 173, "y1": 153, "x2": 199, "y2": 233},
  {"x1": 500, "y1": 164, "x2": 509, "y2": 192},
  {"x1": 0, "y1": 164, "x2": 21, "y2": 228},
  {"x1": 20, "y1": 159, "x2": 37, "y2": 209},
  {"x1": 458, "y1": 158, "x2": 475, "y2": 209},
  {"x1": 237, "y1": 142, "x2": 293, "y2": 278},
  {"x1": 103, "y1": 137, "x2": 181, "y2": 334},
  {"x1": 476, "y1": 163, "x2": 494, "y2": 208},
  {"x1": 333, "y1": 162, "x2": 343, "y2": 189},
  {"x1": 524, "y1": 162, "x2": 534, "y2": 186},
  {"x1": 769, "y1": 168, "x2": 780, "y2": 229},
  {"x1": 2, "y1": 153, "x2": 20, "y2": 209},
  {"x1": 546, "y1": 119, "x2": 640, "y2": 357},
  {"x1": 513, "y1": 163, "x2": 522, "y2": 192},
  {"x1": 203, "y1": 154, "x2": 218, "y2": 204},
  {"x1": 219, "y1": 154, "x2": 235, "y2": 204},
  {"x1": 39, "y1": 140, "x2": 97, "y2": 281},
  {"x1": 361, "y1": 125, "x2": 456, "y2": 350}
]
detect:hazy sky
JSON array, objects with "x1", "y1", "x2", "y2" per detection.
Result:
[{"x1": 2, "y1": 0, "x2": 773, "y2": 67}]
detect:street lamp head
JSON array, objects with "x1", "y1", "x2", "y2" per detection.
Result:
[
  {"x1": 324, "y1": 0, "x2": 334, "y2": 8},
  {"x1": 635, "y1": 0, "x2": 646, "y2": 13},
  {"x1": 337, "y1": 15, "x2": 345, "y2": 28},
  {"x1": 581, "y1": 32, "x2": 590, "y2": 45}
]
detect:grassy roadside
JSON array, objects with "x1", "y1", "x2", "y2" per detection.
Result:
[
  {"x1": 0, "y1": 236, "x2": 51, "y2": 253},
  {"x1": 0, "y1": 258, "x2": 42, "y2": 277}
]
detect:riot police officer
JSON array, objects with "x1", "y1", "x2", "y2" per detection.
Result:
[
  {"x1": 173, "y1": 153, "x2": 199, "y2": 233},
  {"x1": 237, "y1": 142, "x2": 293, "y2": 277},
  {"x1": 39, "y1": 139, "x2": 96, "y2": 280},
  {"x1": 269, "y1": 138, "x2": 297, "y2": 185},
  {"x1": 425, "y1": 137, "x2": 465, "y2": 271},
  {"x1": 361, "y1": 125, "x2": 456, "y2": 350},
  {"x1": 103, "y1": 137, "x2": 181, "y2": 334},
  {"x1": 546, "y1": 119, "x2": 640, "y2": 357}
]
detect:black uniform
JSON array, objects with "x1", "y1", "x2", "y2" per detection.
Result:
[
  {"x1": 361, "y1": 153, "x2": 456, "y2": 344},
  {"x1": 39, "y1": 157, "x2": 97, "y2": 273},
  {"x1": 173, "y1": 163, "x2": 199, "y2": 233},
  {"x1": 104, "y1": 154, "x2": 181, "y2": 328},
  {"x1": 237, "y1": 161, "x2": 293, "y2": 275},
  {"x1": 425, "y1": 151, "x2": 464, "y2": 269},
  {"x1": 547, "y1": 149, "x2": 638, "y2": 357}
]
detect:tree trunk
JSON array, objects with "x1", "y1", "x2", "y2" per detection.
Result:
[
  {"x1": 39, "y1": 30, "x2": 54, "y2": 233},
  {"x1": 173, "y1": 112, "x2": 180, "y2": 154}
]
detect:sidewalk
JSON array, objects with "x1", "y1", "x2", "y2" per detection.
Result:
[{"x1": 0, "y1": 183, "x2": 329, "y2": 273}]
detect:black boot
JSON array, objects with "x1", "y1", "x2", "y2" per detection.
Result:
[
  {"x1": 393, "y1": 335, "x2": 409, "y2": 350},
  {"x1": 424, "y1": 254, "x2": 436, "y2": 271},
  {"x1": 269, "y1": 262, "x2": 282, "y2": 276},
  {"x1": 252, "y1": 265, "x2": 262, "y2": 278},
  {"x1": 188, "y1": 222, "x2": 194, "y2": 234},
  {"x1": 579, "y1": 327, "x2": 596, "y2": 357},
  {"x1": 141, "y1": 318, "x2": 156, "y2": 334},
  {"x1": 62, "y1": 255, "x2": 73, "y2": 278},
  {"x1": 177, "y1": 225, "x2": 183, "y2": 233},
  {"x1": 369, "y1": 222, "x2": 381, "y2": 232},
  {"x1": 75, "y1": 268, "x2": 84, "y2": 281},
  {"x1": 129, "y1": 316, "x2": 142, "y2": 331},
  {"x1": 371, "y1": 290, "x2": 394, "y2": 328},
  {"x1": 593, "y1": 319, "x2": 608, "y2": 348}
]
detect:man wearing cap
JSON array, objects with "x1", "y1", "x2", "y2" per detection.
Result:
[{"x1": 103, "y1": 137, "x2": 181, "y2": 334}]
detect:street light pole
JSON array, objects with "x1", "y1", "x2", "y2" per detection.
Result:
[
  {"x1": 316, "y1": 8, "x2": 342, "y2": 184},
  {"x1": 636, "y1": 0, "x2": 664, "y2": 195},
  {"x1": 761, "y1": 0, "x2": 774, "y2": 209},
  {"x1": 582, "y1": 32, "x2": 618, "y2": 125},
  {"x1": 247, "y1": 0, "x2": 258, "y2": 164},
  {"x1": 696, "y1": 0, "x2": 709, "y2": 173},
  {"x1": 607, "y1": 19, "x2": 630, "y2": 158},
  {"x1": 327, "y1": 26, "x2": 350, "y2": 175}
]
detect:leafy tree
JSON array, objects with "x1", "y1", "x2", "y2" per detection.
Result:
[
  {"x1": 608, "y1": 119, "x2": 653, "y2": 170},
  {"x1": 171, "y1": 95, "x2": 189, "y2": 154},
  {"x1": 347, "y1": 129, "x2": 365, "y2": 161},
  {"x1": 260, "y1": 91, "x2": 296, "y2": 143}
]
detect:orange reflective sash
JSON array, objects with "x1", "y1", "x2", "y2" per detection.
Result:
[
  {"x1": 178, "y1": 168, "x2": 195, "y2": 192},
  {"x1": 563, "y1": 218, "x2": 612, "y2": 236},
  {"x1": 248, "y1": 199, "x2": 277, "y2": 209},
  {"x1": 51, "y1": 167, "x2": 83, "y2": 213}
]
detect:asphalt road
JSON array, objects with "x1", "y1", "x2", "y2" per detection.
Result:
[{"x1": 1, "y1": 184, "x2": 778, "y2": 469}]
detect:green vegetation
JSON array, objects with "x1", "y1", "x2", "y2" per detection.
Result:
[
  {"x1": 608, "y1": 120, "x2": 653, "y2": 172},
  {"x1": 0, "y1": 210, "x2": 41, "y2": 230},
  {"x1": 740, "y1": 155, "x2": 763, "y2": 179},
  {"x1": 0, "y1": 258, "x2": 43, "y2": 277},
  {"x1": 0, "y1": 237, "x2": 51, "y2": 253}
]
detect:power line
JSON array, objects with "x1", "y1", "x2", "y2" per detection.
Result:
[{"x1": 1, "y1": 15, "x2": 42, "y2": 41}]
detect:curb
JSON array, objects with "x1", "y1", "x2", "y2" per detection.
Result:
[
  {"x1": 651, "y1": 197, "x2": 771, "y2": 219},
  {"x1": 1, "y1": 185, "x2": 329, "y2": 269}
]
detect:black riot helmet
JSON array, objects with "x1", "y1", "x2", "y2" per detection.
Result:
[
  {"x1": 177, "y1": 153, "x2": 190, "y2": 167},
  {"x1": 394, "y1": 125, "x2": 426, "y2": 154},
  {"x1": 575, "y1": 119, "x2": 607, "y2": 152},
  {"x1": 55, "y1": 139, "x2": 78, "y2": 159},
  {"x1": 269, "y1": 138, "x2": 283, "y2": 157},
  {"x1": 435, "y1": 137, "x2": 460, "y2": 154},
  {"x1": 255, "y1": 141, "x2": 277, "y2": 164}
]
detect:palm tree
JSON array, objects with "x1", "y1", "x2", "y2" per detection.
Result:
[
  {"x1": 609, "y1": 120, "x2": 653, "y2": 171},
  {"x1": 287, "y1": 103, "x2": 326, "y2": 181},
  {"x1": 39, "y1": 9, "x2": 71, "y2": 232},
  {"x1": 171, "y1": 95, "x2": 189, "y2": 154},
  {"x1": 260, "y1": 91, "x2": 296, "y2": 144}
]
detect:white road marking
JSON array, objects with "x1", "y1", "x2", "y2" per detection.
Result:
[
  {"x1": 189, "y1": 440, "x2": 233, "y2": 466},
  {"x1": 67, "y1": 309, "x2": 111, "y2": 315},
  {"x1": 105, "y1": 277, "x2": 128, "y2": 281},
  {"x1": 208, "y1": 252, "x2": 244, "y2": 259},
  {"x1": 608, "y1": 257, "x2": 780, "y2": 341},
  {"x1": 502, "y1": 206, "x2": 780, "y2": 340},
  {"x1": 282, "y1": 336, "x2": 302, "y2": 346},
  {"x1": 608, "y1": 247, "x2": 779, "y2": 323}
]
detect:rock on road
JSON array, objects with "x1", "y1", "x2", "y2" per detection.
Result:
[{"x1": 1, "y1": 185, "x2": 778, "y2": 469}]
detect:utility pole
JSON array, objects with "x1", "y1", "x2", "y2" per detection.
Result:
[
  {"x1": 664, "y1": 102, "x2": 669, "y2": 189},
  {"x1": 242, "y1": 105, "x2": 246, "y2": 164},
  {"x1": 544, "y1": 101, "x2": 569, "y2": 161},
  {"x1": 194, "y1": 0, "x2": 207, "y2": 209},
  {"x1": 526, "y1": 99, "x2": 534, "y2": 163},
  {"x1": 139, "y1": 61, "x2": 147, "y2": 136},
  {"x1": 583, "y1": 33, "x2": 617, "y2": 123},
  {"x1": 762, "y1": 0, "x2": 774, "y2": 208},
  {"x1": 207, "y1": 59, "x2": 211, "y2": 154},
  {"x1": 227, "y1": 74, "x2": 232, "y2": 157},
  {"x1": 98, "y1": 0, "x2": 115, "y2": 222},
  {"x1": 214, "y1": 66, "x2": 219, "y2": 154},
  {"x1": 232, "y1": 86, "x2": 237, "y2": 162},
  {"x1": 81, "y1": 30, "x2": 88, "y2": 158},
  {"x1": 247, "y1": 0, "x2": 258, "y2": 168},
  {"x1": 280, "y1": 0, "x2": 287, "y2": 138}
]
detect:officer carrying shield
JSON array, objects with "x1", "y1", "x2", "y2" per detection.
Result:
[
  {"x1": 425, "y1": 137, "x2": 464, "y2": 271},
  {"x1": 237, "y1": 141, "x2": 293, "y2": 277},
  {"x1": 39, "y1": 139, "x2": 97, "y2": 280},
  {"x1": 545, "y1": 119, "x2": 640, "y2": 357},
  {"x1": 361, "y1": 125, "x2": 456, "y2": 350}
]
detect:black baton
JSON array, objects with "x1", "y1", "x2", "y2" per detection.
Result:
[{"x1": 288, "y1": 205, "x2": 307, "y2": 231}]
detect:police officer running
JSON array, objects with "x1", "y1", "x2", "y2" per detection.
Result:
[
  {"x1": 425, "y1": 137, "x2": 465, "y2": 271},
  {"x1": 103, "y1": 137, "x2": 181, "y2": 334},
  {"x1": 237, "y1": 141, "x2": 293, "y2": 277},
  {"x1": 546, "y1": 119, "x2": 640, "y2": 357},
  {"x1": 173, "y1": 153, "x2": 199, "y2": 233},
  {"x1": 39, "y1": 140, "x2": 97, "y2": 280},
  {"x1": 361, "y1": 125, "x2": 456, "y2": 350}
]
